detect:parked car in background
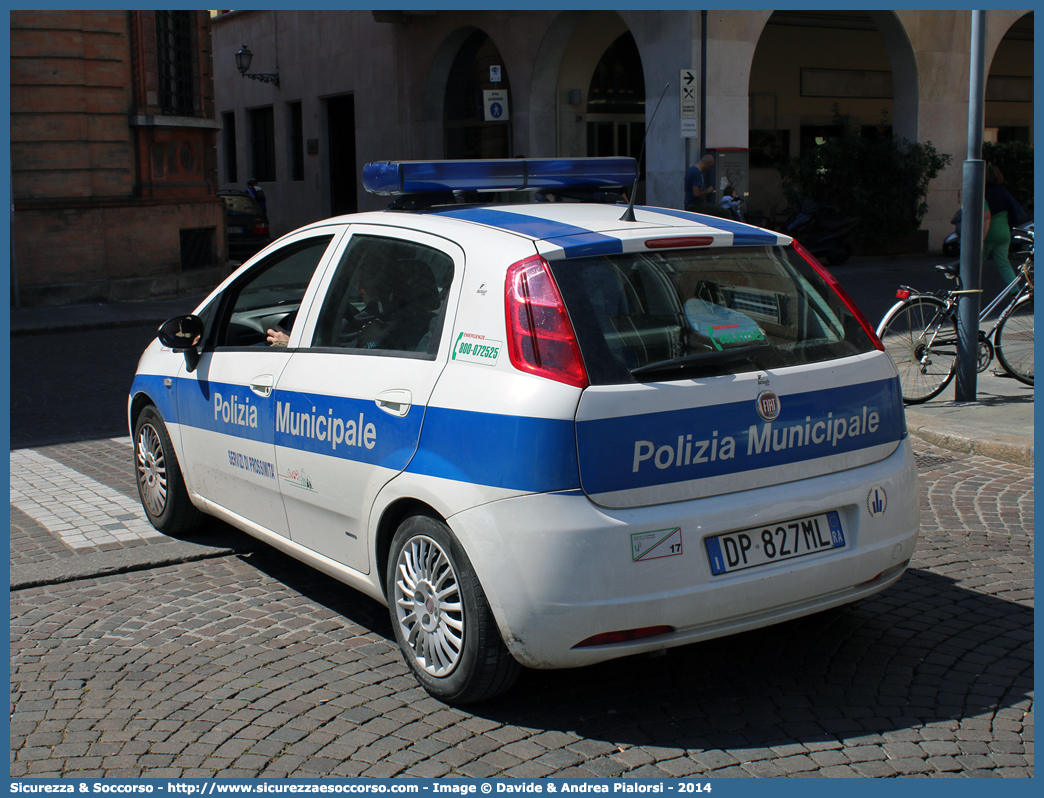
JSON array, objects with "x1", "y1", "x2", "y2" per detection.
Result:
[{"x1": 218, "y1": 189, "x2": 270, "y2": 262}]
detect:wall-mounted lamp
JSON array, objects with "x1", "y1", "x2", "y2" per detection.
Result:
[
  {"x1": 235, "y1": 45, "x2": 280, "y2": 88},
  {"x1": 567, "y1": 89, "x2": 582, "y2": 106}
]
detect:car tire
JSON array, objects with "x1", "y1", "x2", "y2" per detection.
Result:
[
  {"x1": 133, "y1": 405, "x2": 203, "y2": 535},
  {"x1": 387, "y1": 515, "x2": 521, "y2": 704}
]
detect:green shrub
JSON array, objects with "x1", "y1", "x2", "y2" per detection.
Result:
[{"x1": 778, "y1": 107, "x2": 952, "y2": 249}]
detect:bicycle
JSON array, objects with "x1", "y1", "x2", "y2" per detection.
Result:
[{"x1": 875, "y1": 254, "x2": 1033, "y2": 403}]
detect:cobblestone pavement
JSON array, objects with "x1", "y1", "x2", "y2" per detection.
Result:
[{"x1": 9, "y1": 437, "x2": 1033, "y2": 778}]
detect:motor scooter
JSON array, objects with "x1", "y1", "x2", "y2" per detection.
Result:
[{"x1": 783, "y1": 199, "x2": 860, "y2": 266}]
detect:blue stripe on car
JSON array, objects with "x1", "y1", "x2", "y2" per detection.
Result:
[
  {"x1": 575, "y1": 378, "x2": 904, "y2": 496},
  {"x1": 130, "y1": 374, "x2": 179, "y2": 429},
  {"x1": 136, "y1": 374, "x2": 580, "y2": 492},
  {"x1": 406, "y1": 406, "x2": 581, "y2": 492},
  {"x1": 433, "y1": 208, "x2": 623, "y2": 257},
  {"x1": 134, "y1": 374, "x2": 900, "y2": 497},
  {"x1": 176, "y1": 377, "x2": 277, "y2": 445}
]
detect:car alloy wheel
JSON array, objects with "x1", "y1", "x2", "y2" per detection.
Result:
[
  {"x1": 392, "y1": 533, "x2": 465, "y2": 677},
  {"x1": 136, "y1": 421, "x2": 169, "y2": 518},
  {"x1": 132, "y1": 405, "x2": 202, "y2": 535},
  {"x1": 387, "y1": 515, "x2": 520, "y2": 703}
]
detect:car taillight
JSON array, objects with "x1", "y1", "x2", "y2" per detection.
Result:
[
  {"x1": 505, "y1": 254, "x2": 589, "y2": 388},
  {"x1": 253, "y1": 221, "x2": 269, "y2": 236},
  {"x1": 790, "y1": 239, "x2": 885, "y2": 352}
]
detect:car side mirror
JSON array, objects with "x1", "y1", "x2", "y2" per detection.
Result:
[{"x1": 158, "y1": 314, "x2": 204, "y2": 372}]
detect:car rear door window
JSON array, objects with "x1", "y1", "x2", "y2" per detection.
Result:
[{"x1": 310, "y1": 234, "x2": 454, "y2": 357}]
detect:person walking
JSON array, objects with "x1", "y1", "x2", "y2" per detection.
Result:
[{"x1": 982, "y1": 163, "x2": 1025, "y2": 291}]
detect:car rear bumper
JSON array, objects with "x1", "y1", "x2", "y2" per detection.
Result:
[{"x1": 449, "y1": 438, "x2": 919, "y2": 669}]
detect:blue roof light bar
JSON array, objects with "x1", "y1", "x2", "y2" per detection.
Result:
[{"x1": 363, "y1": 157, "x2": 638, "y2": 196}]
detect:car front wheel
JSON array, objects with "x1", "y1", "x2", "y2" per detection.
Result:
[
  {"x1": 387, "y1": 515, "x2": 520, "y2": 704},
  {"x1": 133, "y1": 405, "x2": 203, "y2": 535}
]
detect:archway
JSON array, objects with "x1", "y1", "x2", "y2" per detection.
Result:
[
  {"x1": 443, "y1": 30, "x2": 512, "y2": 159},
  {"x1": 985, "y1": 11, "x2": 1033, "y2": 145},
  {"x1": 748, "y1": 10, "x2": 915, "y2": 225},
  {"x1": 546, "y1": 11, "x2": 645, "y2": 164}
]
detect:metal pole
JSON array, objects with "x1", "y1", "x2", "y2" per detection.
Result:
[
  {"x1": 700, "y1": 10, "x2": 707, "y2": 160},
  {"x1": 954, "y1": 10, "x2": 986, "y2": 402}
]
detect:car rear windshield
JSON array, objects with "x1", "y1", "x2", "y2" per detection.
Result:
[
  {"x1": 548, "y1": 245, "x2": 876, "y2": 385},
  {"x1": 223, "y1": 194, "x2": 261, "y2": 215}
]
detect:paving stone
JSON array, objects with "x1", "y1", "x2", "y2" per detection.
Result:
[
  {"x1": 817, "y1": 765, "x2": 861, "y2": 778},
  {"x1": 810, "y1": 749, "x2": 850, "y2": 767},
  {"x1": 738, "y1": 759, "x2": 785, "y2": 777},
  {"x1": 656, "y1": 757, "x2": 700, "y2": 777}
]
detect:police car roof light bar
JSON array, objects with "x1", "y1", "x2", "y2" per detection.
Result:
[{"x1": 363, "y1": 158, "x2": 638, "y2": 197}]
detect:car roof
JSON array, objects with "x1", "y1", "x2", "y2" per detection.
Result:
[
  {"x1": 269, "y1": 159, "x2": 791, "y2": 257},
  {"x1": 295, "y1": 201, "x2": 789, "y2": 258}
]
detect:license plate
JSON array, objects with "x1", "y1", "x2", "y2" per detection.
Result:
[
  {"x1": 229, "y1": 226, "x2": 244, "y2": 234},
  {"x1": 705, "y1": 511, "x2": 845, "y2": 575}
]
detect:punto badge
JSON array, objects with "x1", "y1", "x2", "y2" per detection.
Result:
[{"x1": 756, "y1": 390, "x2": 780, "y2": 421}]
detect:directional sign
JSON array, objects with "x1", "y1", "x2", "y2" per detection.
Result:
[
  {"x1": 680, "y1": 69, "x2": 697, "y2": 118},
  {"x1": 483, "y1": 89, "x2": 509, "y2": 122}
]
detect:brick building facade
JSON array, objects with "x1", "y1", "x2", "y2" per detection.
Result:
[{"x1": 11, "y1": 10, "x2": 228, "y2": 307}]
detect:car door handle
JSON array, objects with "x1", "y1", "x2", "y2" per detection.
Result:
[
  {"x1": 375, "y1": 389, "x2": 412, "y2": 417},
  {"x1": 250, "y1": 375, "x2": 275, "y2": 397}
]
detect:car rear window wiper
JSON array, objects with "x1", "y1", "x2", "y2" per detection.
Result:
[{"x1": 629, "y1": 343, "x2": 766, "y2": 379}]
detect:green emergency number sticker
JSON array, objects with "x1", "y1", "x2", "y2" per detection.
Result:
[{"x1": 452, "y1": 332, "x2": 502, "y2": 366}]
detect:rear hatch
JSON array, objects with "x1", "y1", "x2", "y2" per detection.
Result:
[{"x1": 543, "y1": 236, "x2": 904, "y2": 509}]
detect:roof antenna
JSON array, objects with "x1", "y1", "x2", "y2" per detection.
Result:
[{"x1": 620, "y1": 82, "x2": 670, "y2": 222}]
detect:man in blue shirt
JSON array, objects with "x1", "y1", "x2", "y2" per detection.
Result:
[
  {"x1": 684, "y1": 155, "x2": 715, "y2": 210},
  {"x1": 684, "y1": 154, "x2": 732, "y2": 218}
]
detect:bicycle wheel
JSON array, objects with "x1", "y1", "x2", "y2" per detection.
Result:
[
  {"x1": 877, "y1": 296, "x2": 958, "y2": 403},
  {"x1": 995, "y1": 294, "x2": 1033, "y2": 385}
]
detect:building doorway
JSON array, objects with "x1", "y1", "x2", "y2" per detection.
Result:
[
  {"x1": 327, "y1": 94, "x2": 357, "y2": 216},
  {"x1": 585, "y1": 31, "x2": 645, "y2": 162}
]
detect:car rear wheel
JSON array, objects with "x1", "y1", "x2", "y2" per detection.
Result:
[
  {"x1": 134, "y1": 405, "x2": 203, "y2": 535},
  {"x1": 387, "y1": 515, "x2": 520, "y2": 704}
]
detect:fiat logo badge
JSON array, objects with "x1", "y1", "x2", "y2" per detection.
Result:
[{"x1": 756, "y1": 390, "x2": 780, "y2": 421}]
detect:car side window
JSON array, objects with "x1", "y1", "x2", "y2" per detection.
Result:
[
  {"x1": 310, "y1": 234, "x2": 454, "y2": 357},
  {"x1": 214, "y1": 235, "x2": 335, "y2": 348}
]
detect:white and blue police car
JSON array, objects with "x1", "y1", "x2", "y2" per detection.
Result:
[{"x1": 130, "y1": 157, "x2": 918, "y2": 704}]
